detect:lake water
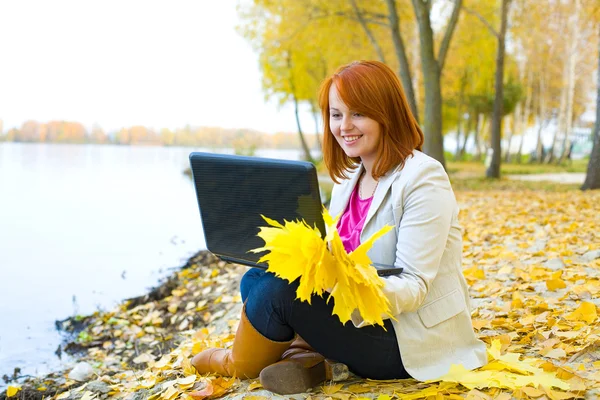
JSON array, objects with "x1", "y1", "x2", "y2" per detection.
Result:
[{"x1": 0, "y1": 143, "x2": 314, "y2": 386}]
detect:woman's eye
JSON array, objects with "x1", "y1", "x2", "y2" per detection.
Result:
[
  {"x1": 353, "y1": 113, "x2": 362, "y2": 117},
  {"x1": 331, "y1": 113, "x2": 341, "y2": 118}
]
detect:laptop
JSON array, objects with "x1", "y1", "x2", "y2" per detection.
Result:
[{"x1": 189, "y1": 152, "x2": 402, "y2": 277}]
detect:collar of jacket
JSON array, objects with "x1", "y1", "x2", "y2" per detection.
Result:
[{"x1": 330, "y1": 161, "x2": 403, "y2": 230}]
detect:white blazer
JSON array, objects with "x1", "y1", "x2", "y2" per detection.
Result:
[{"x1": 328, "y1": 150, "x2": 487, "y2": 381}]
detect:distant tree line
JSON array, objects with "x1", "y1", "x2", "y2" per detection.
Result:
[{"x1": 0, "y1": 120, "x2": 321, "y2": 150}]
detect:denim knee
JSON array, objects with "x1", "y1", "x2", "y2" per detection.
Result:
[
  {"x1": 244, "y1": 272, "x2": 298, "y2": 341},
  {"x1": 240, "y1": 268, "x2": 266, "y2": 303}
]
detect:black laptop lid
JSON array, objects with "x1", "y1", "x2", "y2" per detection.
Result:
[{"x1": 189, "y1": 152, "x2": 326, "y2": 268}]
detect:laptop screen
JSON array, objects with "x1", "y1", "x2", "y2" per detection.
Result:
[{"x1": 189, "y1": 152, "x2": 326, "y2": 268}]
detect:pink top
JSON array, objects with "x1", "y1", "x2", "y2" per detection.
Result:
[{"x1": 336, "y1": 183, "x2": 374, "y2": 253}]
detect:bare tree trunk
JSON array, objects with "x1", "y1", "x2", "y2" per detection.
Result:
[
  {"x1": 483, "y1": 115, "x2": 492, "y2": 154},
  {"x1": 412, "y1": 23, "x2": 421, "y2": 121},
  {"x1": 459, "y1": 111, "x2": 474, "y2": 160},
  {"x1": 454, "y1": 72, "x2": 467, "y2": 160},
  {"x1": 288, "y1": 54, "x2": 314, "y2": 163},
  {"x1": 515, "y1": 106, "x2": 526, "y2": 163},
  {"x1": 411, "y1": 0, "x2": 462, "y2": 168},
  {"x1": 582, "y1": 24, "x2": 600, "y2": 190},
  {"x1": 505, "y1": 109, "x2": 517, "y2": 163},
  {"x1": 534, "y1": 117, "x2": 548, "y2": 163},
  {"x1": 517, "y1": 66, "x2": 534, "y2": 163},
  {"x1": 455, "y1": 130, "x2": 461, "y2": 160},
  {"x1": 292, "y1": 94, "x2": 313, "y2": 163},
  {"x1": 516, "y1": 129, "x2": 525, "y2": 163},
  {"x1": 547, "y1": 7, "x2": 568, "y2": 164},
  {"x1": 486, "y1": 0, "x2": 511, "y2": 178},
  {"x1": 414, "y1": 18, "x2": 444, "y2": 165},
  {"x1": 350, "y1": 0, "x2": 387, "y2": 63},
  {"x1": 310, "y1": 101, "x2": 322, "y2": 151},
  {"x1": 473, "y1": 113, "x2": 484, "y2": 161},
  {"x1": 535, "y1": 73, "x2": 547, "y2": 162},
  {"x1": 548, "y1": 67, "x2": 568, "y2": 163},
  {"x1": 384, "y1": 0, "x2": 419, "y2": 122},
  {"x1": 559, "y1": 0, "x2": 580, "y2": 164}
]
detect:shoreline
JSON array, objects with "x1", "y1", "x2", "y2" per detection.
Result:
[{"x1": 1, "y1": 249, "x2": 247, "y2": 400}]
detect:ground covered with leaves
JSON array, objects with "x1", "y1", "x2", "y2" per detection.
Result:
[{"x1": 2, "y1": 188, "x2": 600, "y2": 400}]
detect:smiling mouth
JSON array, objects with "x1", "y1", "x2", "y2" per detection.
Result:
[{"x1": 343, "y1": 135, "x2": 363, "y2": 143}]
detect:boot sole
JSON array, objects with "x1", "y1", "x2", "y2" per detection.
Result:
[{"x1": 260, "y1": 360, "x2": 327, "y2": 394}]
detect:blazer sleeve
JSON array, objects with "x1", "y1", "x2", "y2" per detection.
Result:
[
  {"x1": 384, "y1": 160, "x2": 454, "y2": 314},
  {"x1": 351, "y1": 160, "x2": 455, "y2": 327}
]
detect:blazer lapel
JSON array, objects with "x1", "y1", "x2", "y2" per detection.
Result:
[
  {"x1": 329, "y1": 165, "x2": 363, "y2": 219},
  {"x1": 362, "y1": 163, "x2": 403, "y2": 231},
  {"x1": 329, "y1": 161, "x2": 403, "y2": 229}
]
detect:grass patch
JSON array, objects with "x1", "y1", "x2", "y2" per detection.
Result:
[
  {"x1": 450, "y1": 177, "x2": 580, "y2": 192},
  {"x1": 447, "y1": 159, "x2": 588, "y2": 177}
]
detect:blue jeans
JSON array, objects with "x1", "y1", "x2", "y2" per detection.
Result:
[{"x1": 240, "y1": 268, "x2": 411, "y2": 380}]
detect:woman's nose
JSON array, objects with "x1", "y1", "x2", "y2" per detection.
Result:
[{"x1": 341, "y1": 116, "x2": 354, "y2": 132}]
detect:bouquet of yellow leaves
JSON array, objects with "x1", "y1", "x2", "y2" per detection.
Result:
[{"x1": 249, "y1": 208, "x2": 395, "y2": 328}]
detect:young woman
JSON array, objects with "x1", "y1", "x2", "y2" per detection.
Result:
[{"x1": 191, "y1": 60, "x2": 487, "y2": 394}]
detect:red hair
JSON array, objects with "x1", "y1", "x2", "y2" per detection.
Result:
[{"x1": 318, "y1": 60, "x2": 423, "y2": 183}]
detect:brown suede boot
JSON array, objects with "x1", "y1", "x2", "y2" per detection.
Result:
[
  {"x1": 191, "y1": 305, "x2": 295, "y2": 379},
  {"x1": 259, "y1": 336, "x2": 349, "y2": 394}
]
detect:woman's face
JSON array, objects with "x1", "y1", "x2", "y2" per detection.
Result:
[{"x1": 328, "y1": 83, "x2": 381, "y2": 164}]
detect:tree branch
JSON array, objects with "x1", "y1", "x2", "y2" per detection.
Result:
[
  {"x1": 308, "y1": 7, "x2": 389, "y2": 27},
  {"x1": 331, "y1": 10, "x2": 388, "y2": 27},
  {"x1": 350, "y1": 0, "x2": 387, "y2": 62},
  {"x1": 463, "y1": 5, "x2": 499, "y2": 38},
  {"x1": 361, "y1": 10, "x2": 389, "y2": 21},
  {"x1": 438, "y1": 0, "x2": 463, "y2": 72}
]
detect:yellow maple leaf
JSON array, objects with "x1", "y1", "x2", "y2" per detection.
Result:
[
  {"x1": 512, "y1": 372, "x2": 570, "y2": 391},
  {"x1": 191, "y1": 341, "x2": 204, "y2": 355},
  {"x1": 178, "y1": 375, "x2": 197, "y2": 390},
  {"x1": 7, "y1": 386, "x2": 21, "y2": 398},
  {"x1": 565, "y1": 301, "x2": 597, "y2": 324},
  {"x1": 471, "y1": 319, "x2": 492, "y2": 330},
  {"x1": 511, "y1": 291, "x2": 524, "y2": 309},
  {"x1": 520, "y1": 386, "x2": 546, "y2": 397},
  {"x1": 139, "y1": 377, "x2": 157, "y2": 389},
  {"x1": 250, "y1": 215, "x2": 326, "y2": 289},
  {"x1": 322, "y1": 382, "x2": 344, "y2": 395},
  {"x1": 397, "y1": 383, "x2": 456, "y2": 399},
  {"x1": 546, "y1": 271, "x2": 567, "y2": 291},
  {"x1": 153, "y1": 354, "x2": 172, "y2": 370},
  {"x1": 345, "y1": 383, "x2": 371, "y2": 393},
  {"x1": 539, "y1": 347, "x2": 567, "y2": 360},
  {"x1": 250, "y1": 209, "x2": 394, "y2": 327},
  {"x1": 209, "y1": 376, "x2": 238, "y2": 397},
  {"x1": 181, "y1": 354, "x2": 198, "y2": 376},
  {"x1": 463, "y1": 266, "x2": 485, "y2": 281},
  {"x1": 430, "y1": 364, "x2": 496, "y2": 390},
  {"x1": 485, "y1": 340, "x2": 539, "y2": 375},
  {"x1": 246, "y1": 381, "x2": 262, "y2": 391},
  {"x1": 431, "y1": 360, "x2": 570, "y2": 391}
]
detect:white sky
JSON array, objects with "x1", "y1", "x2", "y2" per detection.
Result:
[{"x1": 0, "y1": 0, "x2": 315, "y2": 134}]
